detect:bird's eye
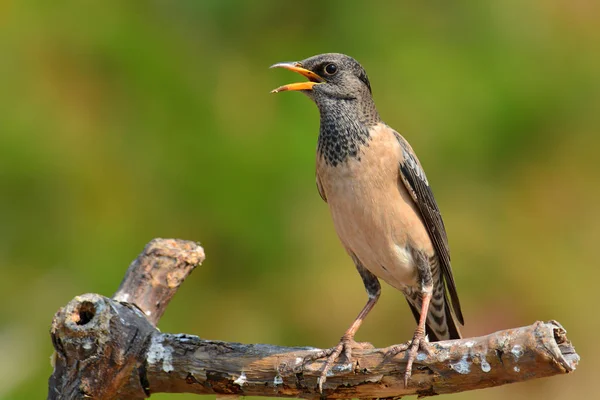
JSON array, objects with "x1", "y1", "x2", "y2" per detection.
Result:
[{"x1": 324, "y1": 63, "x2": 338, "y2": 75}]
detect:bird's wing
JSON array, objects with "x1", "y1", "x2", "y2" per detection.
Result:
[{"x1": 394, "y1": 130, "x2": 464, "y2": 324}]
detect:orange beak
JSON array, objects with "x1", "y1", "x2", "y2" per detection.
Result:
[{"x1": 270, "y1": 62, "x2": 324, "y2": 93}]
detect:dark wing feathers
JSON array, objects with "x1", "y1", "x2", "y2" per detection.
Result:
[{"x1": 395, "y1": 131, "x2": 464, "y2": 325}]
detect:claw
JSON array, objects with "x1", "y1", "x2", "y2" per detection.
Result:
[
  {"x1": 318, "y1": 338, "x2": 350, "y2": 392},
  {"x1": 304, "y1": 337, "x2": 372, "y2": 392},
  {"x1": 403, "y1": 333, "x2": 427, "y2": 387},
  {"x1": 385, "y1": 328, "x2": 430, "y2": 388}
]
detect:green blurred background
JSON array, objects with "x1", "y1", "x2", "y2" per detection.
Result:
[{"x1": 1, "y1": 0, "x2": 598, "y2": 399}]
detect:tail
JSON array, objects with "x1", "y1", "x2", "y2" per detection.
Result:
[{"x1": 406, "y1": 280, "x2": 462, "y2": 341}]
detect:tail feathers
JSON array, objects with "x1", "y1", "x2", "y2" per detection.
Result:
[{"x1": 406, "y1": 292, "x2": 462, "y2": 342}]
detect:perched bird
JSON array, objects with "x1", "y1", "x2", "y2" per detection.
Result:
[{"x1": 271, "y1": 53, "x2": 464, "y2": 389}]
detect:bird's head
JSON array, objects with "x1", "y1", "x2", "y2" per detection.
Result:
[{"x1": 271, "y1": 53, "x2": 377, "y2": 118}]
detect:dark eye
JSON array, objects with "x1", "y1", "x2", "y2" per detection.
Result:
[{"x1": 324, "y1": 63, "x2": 338, "y2": 75}]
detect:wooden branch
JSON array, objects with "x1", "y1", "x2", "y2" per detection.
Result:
[
  {"x1": 48, "y1": 239, "x2": 579, "y2": 399},
  {"x1": 112, "y1": 238, "x2": 205, "y2": 326},
  {"x1": 48, "y1": 238, "x2": 205, "y2": 399}
]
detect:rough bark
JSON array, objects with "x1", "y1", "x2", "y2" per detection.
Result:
[
  {"x1": 112, "y1": 238, "x2": 205, "y2": 326},
  {"x1": 48, "y1": 238, "x2": 579, "y2": 399}
]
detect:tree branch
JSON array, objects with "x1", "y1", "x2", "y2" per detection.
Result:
[
  {"x1": 112, "y1": 238, "x2": 205, "y2": 326},
  {"x1": 48, "y1": 239, "x2": 579, "y2": 399}
]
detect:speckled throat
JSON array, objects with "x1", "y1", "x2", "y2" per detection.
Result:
[{"x1": 316, "y1": 100, "x2": 380, "y2": 167}]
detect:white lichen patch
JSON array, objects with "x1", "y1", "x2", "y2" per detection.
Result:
[
  {"x1": 514, "y1": 366, "x2": 520, "y2": 372},
  {"x1": 147, "y1": 335, "x2": 174, "y2": 373},
  {"x1": 82, "y1": 339, "x2": 93, "y2": 351},
  {"x1": 233, "y1": 372, "x2": 247, "y2": 386},
  {"x1": 464, "y1": 341, "x2": 475, "y2": 348},
  {"x1": 173, "y1": 333, "x2": 199, "y2": 343},
  {"x1": 480, "y1": 358, "x2": 491, "y2": 373},
  {"x1": 273, "y1": 375, "x2": 283, "y2": 386},
  {"x1": 511, "y1": 344, "x2": 523, "y2": 359},
  {"x1": 450, "y1": 355, "x2": 471, "y2": 374},
  {"x1": 295, "y1": 357, "x2": 303, "y2": 365},
  {"x1": 416, "y1": 352, "x2": 427, "y2": 361},
  {"x1": 332, "y1": 363, "x2": 353, "y2": 373}
]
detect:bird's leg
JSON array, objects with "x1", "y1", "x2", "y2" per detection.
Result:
[
  {"x1": 308, "y1": 295, "x2": 379, "y2": 392},
  {"x1": 403, "y1": 287, "x2": 432, "y2": 386},
  {"x1": 306, "y1": 259, "x2": 380, "y2": 392},
  {"x1": 386, "y1": 251, "x2": 434, "y2": 387}
]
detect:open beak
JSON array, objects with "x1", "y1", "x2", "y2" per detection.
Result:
[{"x1": 270, "y1": 62, "x2": 324, "y2": 93}]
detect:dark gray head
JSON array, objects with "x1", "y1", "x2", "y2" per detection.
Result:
[
  {"x1": 271, "y1": 53, "x2": 380, "y2": 126},
  {"x1": 272, "y1": 53, "x2": 382, "y2": 166}
]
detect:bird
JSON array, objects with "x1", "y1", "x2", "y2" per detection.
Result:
[{"x1": 270, "y1": 53, "x2": 464, "y2": 390}]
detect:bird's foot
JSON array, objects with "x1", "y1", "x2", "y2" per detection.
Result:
[
  {"x1": 305, "y1": 335, "x2": 372, "y2": 392},
  {"x1": 385, "y1": 328, "x2": 431, "y2": 388}
]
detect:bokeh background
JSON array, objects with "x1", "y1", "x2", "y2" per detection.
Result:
[{"x1": 1, "y1": 1, "x2": 598, "y2": 399}]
